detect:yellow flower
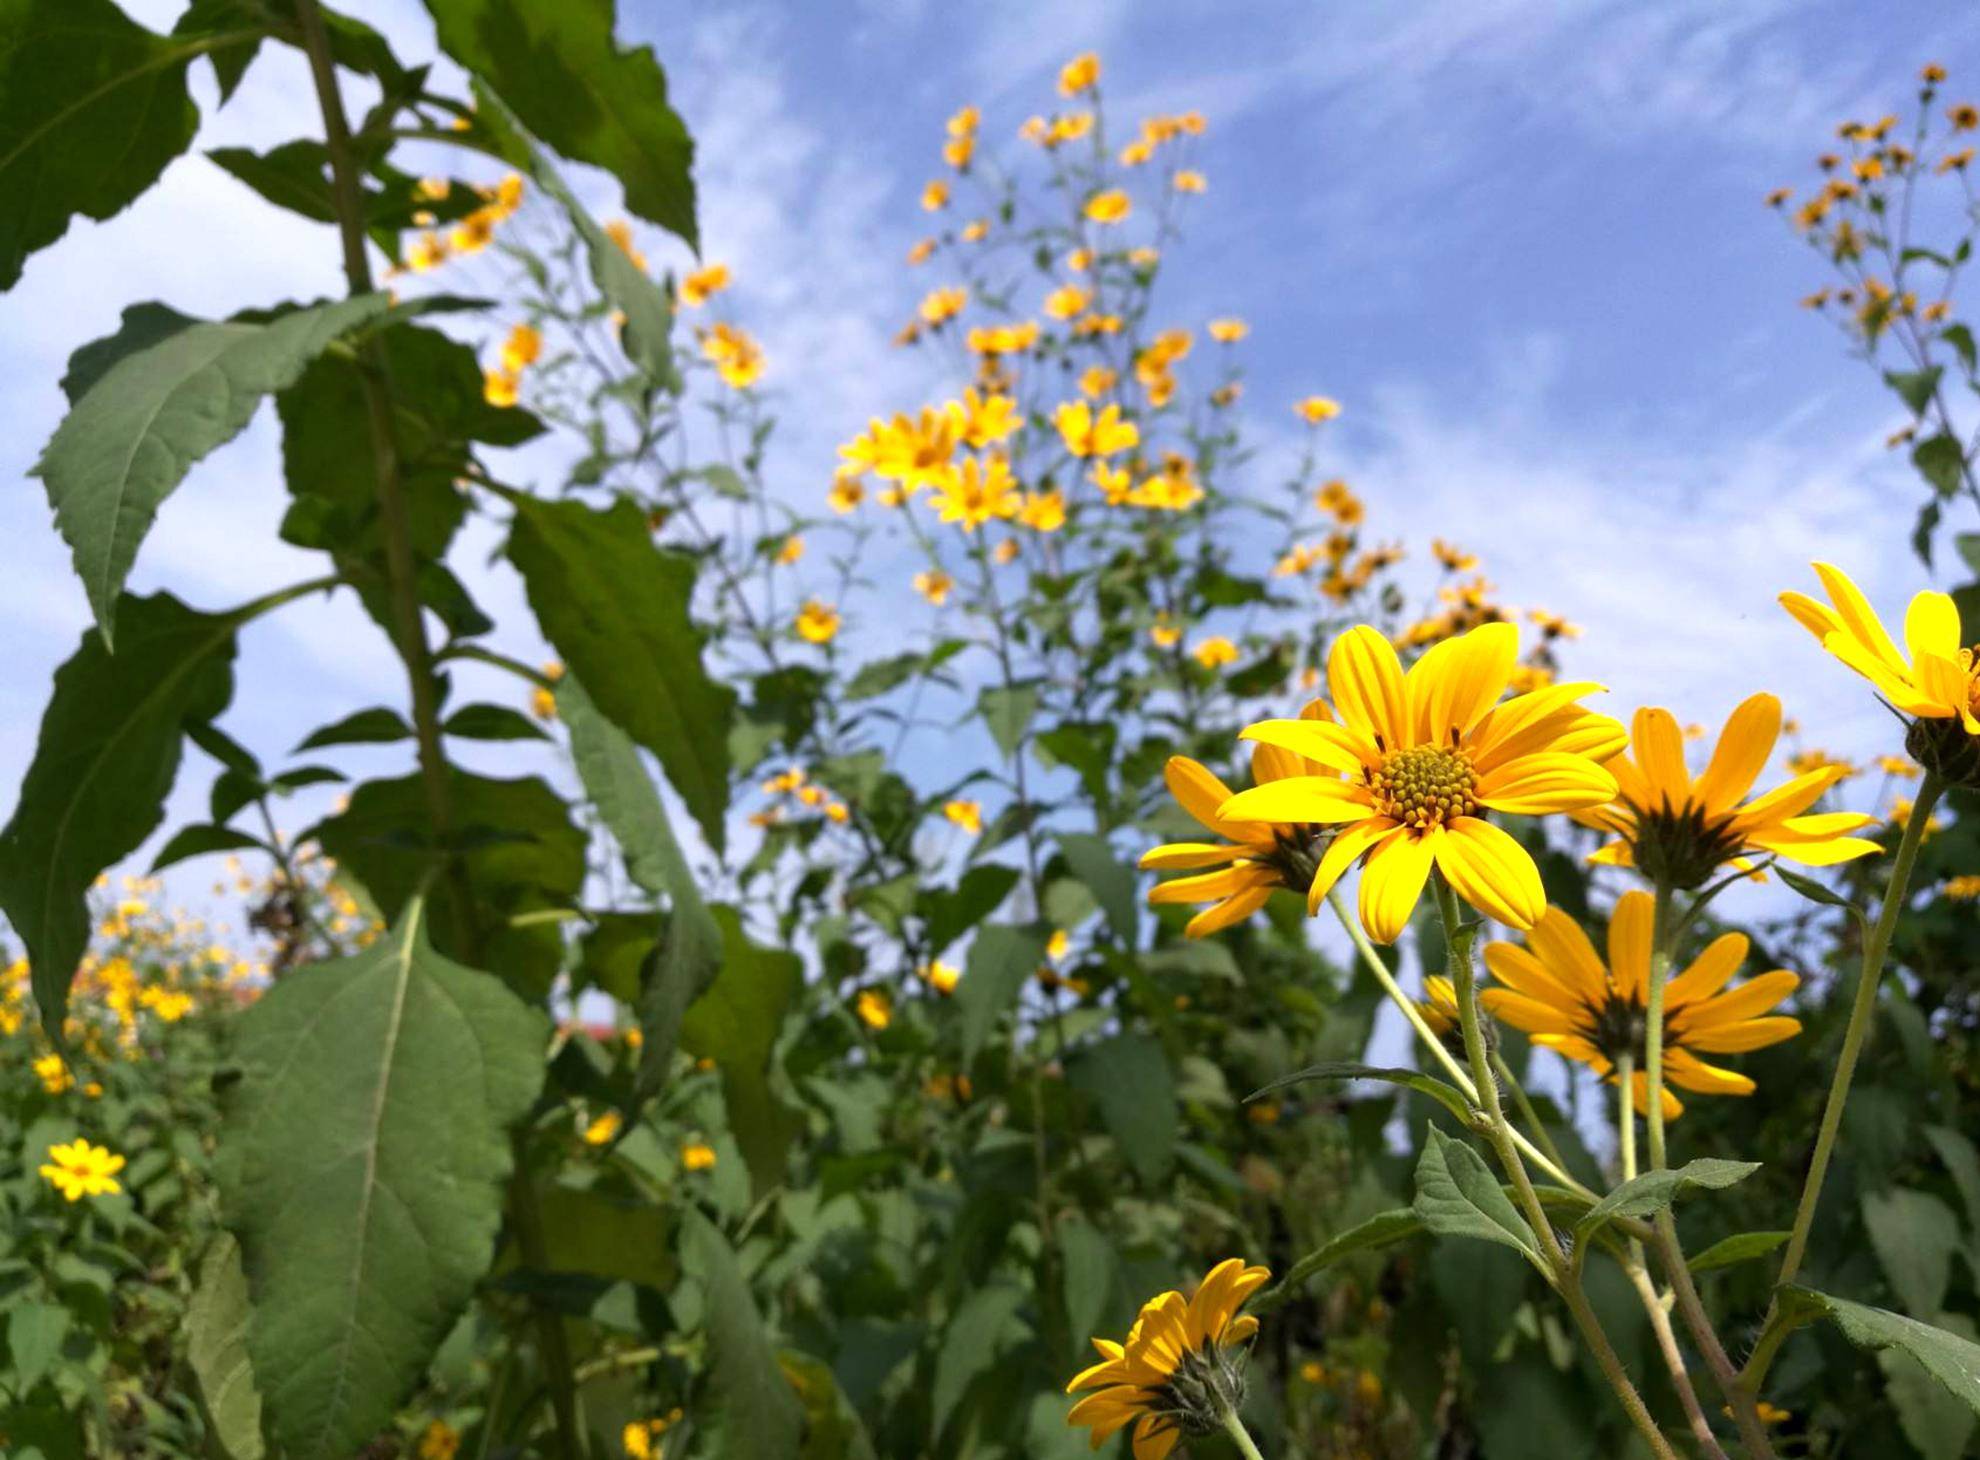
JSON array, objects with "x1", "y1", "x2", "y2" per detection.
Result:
[
  {"x1": 1119, "y1": 137, "x2": 1154, "y2": 166},
  {"x1": 913, "y1": 569, "x2": 954, "y2": 605},
  {"x1": 1046, "y1": 928, "x2": 1070, "y2": 961},
  {"x1": 1943, "y1": 874, "x2": 1980, "y2": 900},
  {"x1": 1049, "y1": 112, "x2": 1095, "y2": 146},
  {"x1": 1045, "y1": 284, "x2": 1092, "y2": 319},
  {"x1": 1018, "y1": 488, "x2": 1067, "y2": 533},
  {"x1": 966, "y1": 320, "x2": 1041, "y2": 355},
  {"x1": 583, "y1": 1110, "x2": 621, "y2": 1146},
  {"x1": 907, "y1": 237, "x2": 936, "y2": 266},
  {"x1": 1059, "y1": 51, "x2": 1101, "y2": 96},
  {"x1": 922, "y1": 960, "x2": 961, "y2": 994},
  {"x1": 679, "y1": 262, "x2": 731, "y2": 306},
  {"x1": 919, "y1": 285, "x2": 968, "y2": 325},
  {"x1": 944, "y1": 133, "x2": 975, "y2": 168},
  {"x1": 417, "y1": 1421, "x2": 460, "y2": 1460},
  {"x1": 1172, "y1": 169, "x2": 1207, "y2": 193},
  {"x1": 1220, "y1": 623, "x2": 1625, "y2": 942},
  {"x1": 962, "y1": 218, "x2": 989, "y2": 242},
  {"x1": 1129, "y1": 455, "x2": 1202, "y2": 511},
  {"x1": 945, "y1": 799, "x2": 984, "y2": 835},
  {"x1": 1415, "y1": 975, "x2": 1464, "y2": 1043},
  {"x1": 482, "y1": 369, "x2": 520, "y2": 408},
  {"x1": 1079, "y1": 365, "x2": 1117, "y2": 398},
  {"x1": 1067, "y1": 247, "x2": 1094, "y2": 272},
  {"x1": 921, "y1": 179, "x2": 950, "y2": 210},
  {"x1": 1149, "y1": 616, "x2": 1182, "y2": 649},
  {"x1": 1192, "y1": 635, "x2": 1240, "y2": 669},
  {"x1": 1055, "y1": 400, "x2": 1139, "y2": 458},
  {"x1": 956, "y1": 387, "x2": 1020, "y2": 448},
  {"x1": 1066, "y1": 1258, "x2": 1269, "y2": 1458},
  {"x1": 855, "y1": 989, "x2": 893, "y2": 1030},
  {"x1": 993, "y1": 539, "x2": 1019, "y2": 565},
  {"x1": 1577, "y1": 693, "x2": 1880, "y2": 884},
  {"x1": 795, "y1": 601, "x2": 841, "y2": 645},
  {"x1": 1295, "y1": 395, "x2": 1342, "y2": 424},
  {"x1": 931, "y1": 454, "x2": 1021, "y2": 531},
  {"x1": 1207, "y1": 317, "x2": 1247, "y2": 342},
  {"x1": 947, "y1": 104, "x2": 980, "y2": 138},
  {"x1": 499, "y1": 322, "x2": 542, "y2": 373},
  {"x1": 681, "y1": 1141, "x2": 717, "y2": 1171},
  {"x1": 450, "y1": 207, "x2": 498, "y2": 255},
  {"x1": 1314, "y1": 479, "x2": 1361, "y2": 523},
  {"x1": 1084, "y1": 189, "x2": 1132, "y2": 224},
  {"x1": 39, "y1": 1138, "x2": 125, "y2": 1201},
  {"x1": 603, "y1": 219, "x2": 646, "y2": 271},
  {"x1": 1093, "y1": 462, "x2": 1133, "y2": 504},
  {"x1": 1141, "y1": 708, "x2": 1341, "y2": 937},
  {"x1": 1483, "y1": 893, "x2": 1802, "y2": 1119},
  {"x1": 530, "y1": 686, "x2": 557, "y2": 721},
  {"x1": 414, "y1": 176, "x2": 451, "y2": 203},
  {"x1": 1952, "y1": 103, "x2": 1979, "y2": 131},
  {"x1": 827, "y1": 473, "x2": 865, "y2": 514},
  {"x1": 35, "y1": 1052, "x2": 74, "y2": 1094},
  {"x1": 698, "y1": 322, "x2": 766, "y2": 389},
  {"x1": 774, "y1": 535, "x2": 804, "y2": 566}
]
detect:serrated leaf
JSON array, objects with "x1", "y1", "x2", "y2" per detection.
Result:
[
  {"x1": 932, "y1": 1284, "x2": 1029, "y2": 1438},
  {"x1": 1573, "y1": 1158, "x2": 1760, "y2": 1242},
  {"x1": 185, "y1": 1234, "x2": 265, "y2": 1460},
  {"x1": 1865, "y1": 1187, "x2": 1961, "y2": 1318},
  {"x1": 1250, "y1": 1061, "x2": 1474, "y2": 1124},
  {"x1": 7, "y1": 1302, "x2": 69, "y2": 1394},
  {"x1": 1781, "y1": 1286, "x2": 1980, "y2": 1417},
  {"x1": 1887, "y1": 365, "x2": 1944, "y2": 416},
  {"x1": 1412, "y1": 1125, "x2": 1540, "y2": 1262},
  {"x1": 151, "y1": 823, "x2": 265, "y2": 873},
  {"x1": 509, "y1": 495, "x2": 734, "y2": 851},
  {"x1": 1685, "y1": 1229, "x2": 1789, "y2": 1275},
  {"x1": 295, "y1": 707, "x2": 414, "y2": 751},
  {"x1": 955, "y1": 924, "x2": 1048, "y2": 1063},
  {"x1": 34, "y1": 295, "x2": 393, "y2": 640},
  {"x1": 977, "y1": 682, "x2": 1038, "y2": 760},
  {"x1": 678, "y1": 1209, "x2": 804, "y2": 1457},
  {"x1": 1886, "y1": 1316, "x2": 1980, "y2": 1460},
  {"x1": 429, "y1": 0, "x2": 696, "y2": 248},
  {"x1": 682, "y1": 908, "x2": 802, "y2": 1198},
  {"x1": 1069, "y1": 1033, "x2": 1178, "y2": 1183},
  {"x1": 0, "y1": 0, "x2": 206, "y2": 290},
  {"x1": 1255, "y1": 1208, "x2": 1422, "y2": 1312},
  {"x1": 1058, "y1": 832, "x2": 1138, "y2": 945},
  {"x1": 221, "y1": 901, "x2": 548, "y2": 1460},
  {"x1": 920, "y1": 863, "x2": 1021, "y2": 955},
  {"x1": 1914, "y1": 432, "x2": 1968, "y2": 499},
  {"x1": 1924, "y1": 1125, "x2": 1980, "y2": 1237},
  {"x1": 1776, "y1": 865, "x2": 1868, "y2": 927},
  {"x1": 441, "y1": 703, "x2": 550, "y2": 742},
  {"x1": 0, "y1": 592, "x2": 238, "y2": 1039}
]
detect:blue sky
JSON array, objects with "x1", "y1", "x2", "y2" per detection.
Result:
[{"x1": 4, "y1": 0, "x2": 1978, "y2": 943}]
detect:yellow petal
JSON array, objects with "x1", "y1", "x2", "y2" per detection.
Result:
[
  {"x1": 1239, "y1": 717, "x2": 1374, "y2": 774},
  {"x1": 1476, "y1": 751, "x2": 1618, "y2": 815},
  {"x1": 1682, "y1": 969, "x2": 1800, "y2": 1027},
  {"x1": 1812, "y1": 561, "x2": 1908, "y2": 675},
  {"x1": 1692, "y1": 693, "x2": 1780, "y2": 814},
  {"x1": 1630, "y1": 706, "x2": 1692, "y2": 811},
  {"x1": 1185, "y1": 884, "x2": 1273, "y2": 938},
  {"x1": 1305, "y1": 819, "x2": 1399, "y2": 912},
  {"x1": 1779, "y1": 589, "x2": 1842, "y2": 643},
  {"x1": 1681, "y1": 1015, "x2": 1802, "y2": 1053},
  {"x1": 1359, "y1": 827, "x2": 1436, "y2": 943},
  {"x1": 1480, "y1": 988, "x2": 1582, "y2": 1036},
  {"x1": 1522, "y1": 906, "x2": 1612, "y2": 1007},
  {"x1": 1606, "y1": 889, "x2": 1656, "y2": 1002},
  {"x1": 1663, "y1": 932, "x2": 1747, "y2": 1009},
  {"x1": 1409, "y1": 621, "x2": 1518, "y2": 743},
  {"x1": 1484, "y1": 939, "x2": 1592, "y2": 1011},
  {"x1": 1434, "y1": 816, "x2": 1545, "y2": 929},
  {"x1": 1904, "y1": 589, "x2": 1964, "y2": 664},
  {"x1": 1164, "y1": 757, "x2": 1242, "y2": 838},
  {"x1": 1220, "y1": 777, "x2": 1376, "y2": 825},
  {"x1": 1139, "y1": 842, "x2": 1241, "y2": 871},
  {"x1": 1327, "y1": 625, "x2": 1410, "y2": 750}
]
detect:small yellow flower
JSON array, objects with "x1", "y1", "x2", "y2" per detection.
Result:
[
  {"x1": 922, "y1": 960, "x2": 961, "y2": 995},
  {"x1": 913, "y1": 569, "x2": 954, "y2": 605},
  {"x1": 1192, "y1": 635, "x2": 1240, "y2": 669},
  {"x1": 772, "y1": 536, "x2": 804, "y2": 567},
  {"x1": 1942, "y1": 874, "x2": 1980, "y2": 900},
  {"x1": 930, "y1": 454, "x2": 1021, "y2": 531},
  {"x1": 1084, "y1": 189, "x2": 1131, "y2": 224},
  {"x1": 919, "y1": 285, "x2": 968, "y2": 325},
  {"x1": 35, "y1": 1053, "x2": 73, "y2": 1094},
  {"x1": 1055, "y1": 400, "x2": 1139, "y2": 458},
  {"x1": 1295, "y1": 395, "x2": 1342, "y2": 424},
  {"x1": 681, "y1": 1141, "x2": 717, "y2": 1171},
  {"x1": 1150, "y1": 616, "x2": 1182, "y2": 649},
  {"x1": 698, "y1": 322, "x2": 766, "y2": 389},
  {"x1": 827, "y1": 473, "x2": 865, "y2": 514},
  {"x1": 482, "y1": 368, "x2": 520, "y2": 408},
  {"x1": 603, "y1": 219, "x2": 647, "y2": 271},
  {"x1": 855, "y1": 989, "x2": 893, "y2": 1030},
  {"x1": 1059, "y1": 51, "x2": 1101, "y2": 96},
  {"x1": 417, "y1": 1420, "x2": 460, "y2": 1460},
  {"x1": 679, "y1": 262, "x2": 731, "y2": 306},
  {"x1": 955, "y1": 387, "x2": 1021, "y2": 448},
  {"x1": 1951, "y1": 103, "x2": 1979, "y2": 132},
  {"x1": 1172, "y1": 169, "x2": 1207, "y2": 193},
  {"x1": 795, "y1": 600, "x2": 841, "y2": 644},
  {"x1": 945, "y1": 799, "x2": 984, "y2": 835},
  {"x1": 961, "y1": 218, "x2": 989, "y2": 242},
  {"x1": 1045, "y1": 284, "x2": 1092, "y2": 320},
  {"x1": 1207, "y1": 317, "x2": 1247, "y2": 342},
  {"x1": 583, "y1": 1110, "x2": 622, "y2": 1146},
  {"x1": 498, "y1": 322, "x2": 542, "y2": 374},
  {"x1": 530, "y1": 686, "x2": 557, "y2": 721},
  {"x1": 39, "y1": 1138, "x2": 125, "y2": 1202},
  {"x1": 1079, "y1": 365, "x2": 1117, "y2": 398},
  {"x1": 921, "y1": 179, "x2": 951, "y2": 210},
  {"x1": 414, "y1": 176, "x2": 451, "y2": 203},
  {"x1": 1019, "y1": 488, "x2": 1067, "y2": 533}
]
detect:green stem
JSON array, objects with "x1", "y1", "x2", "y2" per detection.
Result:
[
  {"x1": 1217, "y1": 1404, "x2": 1268, "y2": 1460},
  {"x1": 1743, "y1": 771, "x2": 1944, "y2": 1389},
  {"x1": 1644, "y1": 879, "x2": 1676, "y2": 1173},
  {"x1": 1616, "y1": 1050, "x2": 1639, "y2": 1183},
  {"x1": 1494, "y1": 1049, "x2": 1570, "y2": 1177},
  {"x1": 1623, "y1": 1257, "x2": 1731, "y2": 1460}
]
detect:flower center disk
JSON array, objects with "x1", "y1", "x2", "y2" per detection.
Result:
[{"x1": 1370, "y1": 746, "x2": 1479, "y2": 828}]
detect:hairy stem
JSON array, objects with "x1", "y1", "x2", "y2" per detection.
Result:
[
  {"x1": 1624, "y1": 1258, "x2": 1730, "y2": 1460},
  {"x1": 1217, "y1": 1404, "x2": 1269, "y2": 1460},
  {"x1": 1644, "y1": 879, "x2": 1676, "y2": 1172}
]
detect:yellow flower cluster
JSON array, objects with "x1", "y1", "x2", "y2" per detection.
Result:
[
  {"x1": 401, "y1": 172, "x2": 525, "y2": 275},
  {"x1": 482, "y1": 321, "x2": 542, "y2": 408},
  {"x1": 751, "y1": 766, "x2": 851, "y2": 827}
]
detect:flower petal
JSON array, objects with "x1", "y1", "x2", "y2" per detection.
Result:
[
  {"x1": 1305, "y1": 819, "x2": 1400, "y2": 912},
  {"x1": 1139, "y1": 842, "x2": 1242, "y2": 871},
  {"x1": 1630, "y1": 707, "x2": 1692, "y2": 812},
  {"x1": 1239, "y1": 717, "x2": 1374, "y2": 775},
  {"x1": 1905, "y1": 589, "x2": 1964, "y2": 664},
  {"x1": 1693, "y1": 692, "x2": 1781, "y2": 814},
  {"x1": 1220, "y1": 777, "x2": 1376, "y2": 825},
  {"x1": 1606, "y1": 889, "x2": 1656, "y2": 1003},
  {"x1": 1359, "y1": 827, "x2": 1436, "y2": 943},
  {"x1": 1164, "y1": 756, "x2": 1242, "y2": 838},
  {"x1": 1327, "y1": 625, "x2": 1410, "y2": 750},
  {"x1": 1434, "y1": 817, "x2": 1545, "y2": 930},
  {"x1": 1476, "y1": 751, "x2": 1618, "y2": 815},
  {"x1": 1521, "y1": 906, "x2": 1612, "y2": 1009},
  {"x1": 1409, "y1": 621, "x2": 1518, "y2": 743},
  {"x1": 1681, "y1": 1015, "x2": 1802, "y2": 1053}
]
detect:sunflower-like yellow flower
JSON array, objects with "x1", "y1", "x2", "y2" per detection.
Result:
[
  {"x1": 930, "y1": 454, "x2": 1020, "y2": 531},
  {"x1": 1140, "y1": 703, "x2": 1340, "y2": 937},
  {"x1": 40, "y1": 1138, "x2": 125, "y2": 1201},
  {"x1": 1782, "y1": 561, "x2": 1980, "y2": 782},
  {"x1": 1219, "y1": 623, "x2": 1623, "y2": 942},
  {"x1": 1066, "y1": 1259, "x2": 1270, "y2": 1459},
  {"x1": 1483, "y1": 892, "x2": 1801, "y2": 1119},
  {"x1": 1575, "y1": 693, "x2": 1880, "y2": 886},
  {"x1": 1055, "y1": 400, "x2": 1139, "y2": 458}
]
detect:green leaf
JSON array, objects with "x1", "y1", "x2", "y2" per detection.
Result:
[
  {"x1": 1887, "y1": 365, "x2": 1944, "y2": 416},
  {"x1": 185, "y1": 1234, "x2": 265, "y2": 1460},
  {"x1": 441, "y1": 703, "x2": 550, "y2": 742},
  {"x1": 1776, "y1": 866, "x2": 1868, "y2": 928},
  {"x1": 1685, "y1": 1229, "x2": 1790, "y2": 1275},
  {"x1": 295, "y1": 706, "x2": 414, "y2": 751},
  {"x1": 34, "y1": 295, "x2": 393, "y2": 641},
  {"x1": 1069, "y1": 1033, "x2": 1177, "y2": 1183},
  {"x1": 0, "y1": 592, "x2": 238, "y2": 1039},
  {"x1": 954, "y1": 924, "x2": 1048, "y2": 1064},
  {"x1": 496, "y1": 1184, "x2": 674, "y2": 1292},
  {"x1": 1865, "y1": 1187, "x2": 1961, "y2": 1317},
  {"x1": 173, "y1": 0, "x2": 270, "y2": 104},
  {"x1": 1256, "y1": 1208, "x2": 1422, "y2": 1312},
  {"x1": 1780, "y1": 1286, "x2": 1980, "y2": 1417},
  {"x1": 1412, "y1": 1126, "x2": 1540, "y2": 1262},
  {"x1": 678, "y1": 1209, "x2": 804, "y2": 1457},
  {"x1": 1958, "y1": 534, "x2": 1980, "y2": 579},
  {"x1": 206, "y1": 140, "x2": 337, "y2": 222},
  {"x1": 0, "y1": 0, "x2": 205, "y2": 289},
  {"x1": 1057, "y1": 1218, "x2": 1120, "y2": 1343},
  {"x1": 310, "y1": 770, "x2": 584, "y2": 998},
  {"x1": 919, "y1": 864, "x2": 1021, "y2": 955},
  {"x1": 221, "y1": 900, "x2": 548, "y2": 1460},
  {"x1": 151, "y1": 822, "x2": 265, "y2": 873},
  {"x1": 6, "y1": 1302, "x2": 69, "y2": 1394},
  {"x1": 1946, "y1": 322, "x2": 1979, "y2": 375},
  {"x1": 1573, "y1": 1158, "x2": 1759, "y2": 1243},
  {"x1": 471, "y1": 83, "x2": 680, "y2": 391},
  {"x1": 977, "y1": 683, "x2": 1038, "y2": 759},
  {"x1": 932, "y1": 1284, "x2": 1029, "y2": 1438},
  {"x1": 682, "y1": 908, "x2": 802, "y2": 1198},
  {"x1": 1914, "y1": 432, "x2": 1968, "y2": 499},
  {"x1": 427, "y1": 0, "x2": 697, "y2": 248},
  {"x1": 1250, "y1": 1062, "x2": 1475, "y2": 1125},
  {"x1": 1924, "y1": 1125, "x2": 1980, "y2": 1237},
  {"x1": 1058, "y1": 833, "x2": 1138, "y2": 945},
  {"x1": 1886, "y1": 1315, "x2": 1980, "y2": 1460},
  {"x1": 510, "y1": 496, "x2": 734, "y2": 850},
  {"x1": 557, "y1": 674, "x2": 723, "y2": 1092}
]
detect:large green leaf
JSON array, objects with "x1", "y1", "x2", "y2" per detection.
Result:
[
  {"x1": 221, "y1": 901, "x2": 547, "y2": 1460},
  {"x1": 682, "y1": 908, "x2": 801, "y2": 1198},
  {"x1": 678, "y1": 1208, "x2": 803, "y2": 1457},
  {"x1": 918, "y1": 864, "x2": 1021, "y2": 955},
  {"x1": 35, "y1": 295, "x2": 393, "y2": 641},
  {"x1": 508, "y1": 495, "x2": 734, "y2": 850},
  {"x1": 1250, "y1": 1061, "x2": 1475, "y2": 1125},
  {"x1": 557, "y1": 673, "x2": 724, "y2": 1093},
  {"x1": 309, "y1": 769, "x2": 584, "y2": 997},
  {"x1": 1058, "y1": 833, "x2": 1138, "y2": 946},
  {"x1": 0, "y1": 592, "x2": 238, "y2": 1039},
  {"x1": 1781, "y1": 1287, "x2": 1980, "y2": 1418},
  {"x1": 932, "y1": 1284, "x2": 1030, "y2": 1439},
  {"x1": 1255, "y1": 1208, "x2": 1423, "y2": 1312},
  {"x1": 425, "y1": 0, "x2": 696, "y2": 248},
  {"x1": 1865, "y1": 1187, "x2": 1961, "y2": 1318},
  {"x1": 0, "y1": 0, "x2": 212, "y2": 289},
  {"x1": 954, "y1": 924, "x2": 1048, "y2": 1064},
  {"x1": 1685, "y1": 1229, "x2": 1789, "y2": 1275},
  {"x1": 185, "y1": 1234, "x2": 265, "y2": 1460},
  {"x1": 1412, "y1": 1126, "x2": 1541, "y2": 1264},
  {"x1": 1069, "y1": 1033, "x2": 1178, "y2": 1184},
  {"x1": 1572, "y1": 1158, "x2": 1760, "y2": 1243}
]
